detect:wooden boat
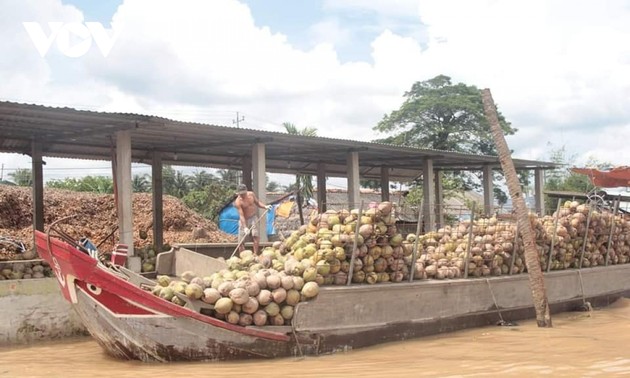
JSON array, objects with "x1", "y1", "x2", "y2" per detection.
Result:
[{"x1": 35, "y1": 226, "x2": 630, "y2": 362}]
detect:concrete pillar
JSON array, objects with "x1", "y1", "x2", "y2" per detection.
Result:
[
  {"x1": 534, "y1": 168, "x2": 545, "y2": 216},
  {"x1": 380, "y1": 166, "x2": 390, "y2": 202},
  {"x1": 242, "y1": 156, "x2": 252, "y2": 189},
  {"x1": 482, "y1": 165, "x2": 494, "y2": 216},
  {"x1": 252, "y1": 143, "x2": 267, "y2": 242},
  {"x1": 422, "y1": 158, "x2": 435, "y2": 232},
  {"x1": 31, "y1": 142, "x2": 44, "y2": 233},
  {"x1": 115, "y1": 130, "x2": 135, "y2": 263},
  {"x1": 317, "y1": 163, "x2": 327, "y2": 212},
  {"x1": 347, "y1": 151, "x2": 360, "y2": 209},
  {"x1": 435, "y1": 170, "x2": 444, "y2": 229},
  {"x1": 151, "y1": 151, "x2": 163, "y2": 251}
]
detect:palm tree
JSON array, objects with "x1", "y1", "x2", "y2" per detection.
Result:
[
  {"x1": 8, "y1": 168, "x2": 32, "y2": 187},
  {"x1": 481, "y1": 89, "x2": 551, "y2": 327},
  {"x1": 190, "y1": 170, "x2": 215, "y2": 191},
  {"x1": 132, "y1": 174, "x2": 151, "y2": 193},
  {"x1": 217, "y1": 169, "x2": 240, "y2": 188},
  {"x1": 283, "y1": 122, "x2": 316, "y2": 200},
  {"x1": 171, "y1": 170, "x2": 191, "y2": 198}
]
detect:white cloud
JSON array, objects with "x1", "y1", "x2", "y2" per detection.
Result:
[{"x1": 1, "y1": 0, "x2": 629, "y2": 184}]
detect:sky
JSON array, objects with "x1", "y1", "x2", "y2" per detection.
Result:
[{"x1": 0, "y1": 0, "x2": 629, "y2": 189}]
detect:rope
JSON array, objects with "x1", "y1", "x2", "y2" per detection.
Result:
[
  {"x1": 290, "y1": 306, "x2": 304, "y2": 358},
  {"x1": 486, "y1": 278, "x2": 505, "y2": 324},
  {"x1": 577, "y1": 270, "x2": 592, "y2": 312}
]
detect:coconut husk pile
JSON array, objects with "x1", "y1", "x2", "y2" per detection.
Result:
[{"x1": 0, "y1": 185, "x2": 235, "y2": 261}]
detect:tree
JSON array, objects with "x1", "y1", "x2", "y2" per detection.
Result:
[
  {"x1": 373, "y1": 75, "x2": 517, "y2": 202},
  {"x1": 132, "y1": 174, "x2": 151, "y2": 193},
  {"x1": 217, "y1": 169, "x2": 240, "y2": 187},
  {"x1": 266, "y1": 180, "x2": 281, "y2": 192},
  {"x1": 283, "y1": 122, "x2": 317, "y2": 200},
  {"x1": 47, "y1": 176, "x2": 113, "y2": 193},
  {"x1": 162, "y1": 165, "x2": 176, "y2": 196},
  {"x1": 190, "y1": 170, "x2": 215, "y2": 191},
  {"x1": 8, "y1": 168, "x2": 32, "y2": 186},
  {"x1": 543, "y1": 144, "x2": 609, "y2": 209},
  {"x1": 171, "y1": 170, "x2": 191, "y2": 198}
]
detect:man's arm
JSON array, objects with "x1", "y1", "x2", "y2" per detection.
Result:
[{"x1": 253, "y1": 194, "x2": 268, "y2": 210}]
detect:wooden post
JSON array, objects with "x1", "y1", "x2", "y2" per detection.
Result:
[
  {"x1": 605, "y1": 197, "x2": 620, "y2": 266},
  {"x1": 546, "y1": 199, "x2": 562, "y2": 272},
  {"x1": 578, "y1": 205, "x2": 593, "y2": 269},
  {"x1": 408, "y1": 200, "x2": 423, "y2": 282},
  {"x1": 510, "y1": 222, "x2": 519, "y2": 275},
  {"x1": 380, "y1": 166, "x2": 390, "y2": 202},
  {"x1": 317, "y1": 163, "x2": 327, "y2": 213},
  {"x1": 151, "y1": 151, "x2": 164, "y2": 251},
  {"x1": 482, "y1": 88, "x2": 552, "y2": 327},
  {"x1": 31, "y1": 141, "x2": 44, "y2": 233},
  {"x1": 464, "y1": 202, "x2": 476, "y2": 279}
]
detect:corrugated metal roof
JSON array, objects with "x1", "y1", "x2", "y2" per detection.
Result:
[{"x1": 0, "y1": 100, "x2": 556, "y2": 180}]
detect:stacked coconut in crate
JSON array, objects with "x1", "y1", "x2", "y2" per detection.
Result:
[{"x1": 147, "y1": 200, "x2": 630, "y2": 325}]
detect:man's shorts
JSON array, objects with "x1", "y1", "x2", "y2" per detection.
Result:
[{"x1": 239, "y1": 216, "x2": 259, "y2": 238}]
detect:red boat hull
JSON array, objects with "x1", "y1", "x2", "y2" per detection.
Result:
[{"x1": 34, "y1": 230, "x2": 295, "y2": 361}]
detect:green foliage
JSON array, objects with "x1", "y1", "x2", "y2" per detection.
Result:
[
  {"x1": 190, "y1": 170, "x2": 216, "y2": 191},
  {"x1": 182, "y1": 182, "x2": 235, "y2": 220},
  {"x1": 266, "y1": 180, "x2": 281, "y2": 192},
  {"x1": 132, "y1": 174, "x2": 151, "y2": 193},
  {"x1": 373, "y1": 75, "x2": 516, "y2": 203},
  {"x1": 8, "y1": 168, "x2": 33, "y2": 187},
  {"x1": 543, "y1": 145, "x2": 608, "y2": 209},
  {"x1": 47, "y1": 175, "x2": 113, "y2": 193},
  {"x1": 216, "y1": 169, "x2": 240, "y2": 186},
  {"x1": 374, "y1": 75, "x2": 516, "y2": 153}
]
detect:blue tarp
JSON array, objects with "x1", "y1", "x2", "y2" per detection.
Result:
[{"x1": 218, "y1": 203, "x2": 275, "y2": 236}]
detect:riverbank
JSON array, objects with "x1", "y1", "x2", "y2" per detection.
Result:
[{"x1": 0, "y1": 278, "x2": 86, "y2": 345}]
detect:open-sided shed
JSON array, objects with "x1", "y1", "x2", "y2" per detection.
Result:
[{"x1": 0, "y1": 100, "x2": 555, "y2": 267}]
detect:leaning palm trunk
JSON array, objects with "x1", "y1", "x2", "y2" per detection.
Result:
[{"x1": 481, "y1": 89, "x2": 552, "y2": 327}]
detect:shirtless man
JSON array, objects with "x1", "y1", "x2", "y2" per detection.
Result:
[{"x1": 234, "y1": 184, "x2": 271, "y2": 255}]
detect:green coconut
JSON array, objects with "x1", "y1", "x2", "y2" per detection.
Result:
[
  {"x1": 159, "y1": 287, "x2": 175, "y2": 301},
  {"x1": 151, "y1": 285, "x2": 163, "y2": 296},
  {"x1": 285, "y1": 289, "x2": 300, "y2": 306},
  {"x1": 280, "y1": 305, "x2": 294, "y2": 320},
  {"x1": 171, "y1": 295, "x2": 185, "y2": 306},
  {"x1": 214, "y1": 297, "x2": 234, "y2": 315},
  {"x1": 302, "y1": 267, "x2": 317, "y2": 282},
  {"x1": 157, "y1": 275, "x2": 171, "y2": 287},
  {"x1": 264, "y1": 302, "x2": 280, "y2": 317},
  {"x1": 185, "y1": 283, "x2": 204, "y2": 300},
  {"x1": 181, "y1": 271, "x2": 196, "y2": 283},
  {"x1": 301, "y1": 281, "x2": 319, "y2": 298}
]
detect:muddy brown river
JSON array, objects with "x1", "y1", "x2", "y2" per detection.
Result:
[{"x1": 2, "y1": 299, "x2": 630, "y2": 377}]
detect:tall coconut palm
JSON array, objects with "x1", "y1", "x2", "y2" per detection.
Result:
[
  {"x1": 481, "y1": 89, "x2": 552, "y2": 327},
  {"x1": 132, "y1": 174, "x2": 151, "y2": 193},
  {"x1": 171, "y1": 170, "x2": 191, "y2": 198},
  {"x1": 282, "y1": 122, "x2": 317, "y2": 200},
  {"x1": 190, "y1": 170, "x2": 215, "y2": 191}
]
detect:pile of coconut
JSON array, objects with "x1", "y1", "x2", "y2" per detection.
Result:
[
  {"x1": 150, "y1": 252, "x2": 319, "y2": 326},
  {"x1": 147, "y1": 200, "x2": 630, "y2": 325},
  {"x1": 413, "y1": 200, "x2": 630, "y2": 279}
]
